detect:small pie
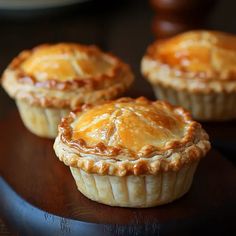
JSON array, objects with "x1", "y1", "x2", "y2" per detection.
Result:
[
  {"x1": 54, "y1": 97, "x2": 210, "y2": 207},
  {"x1": 1, "y1": 43, "x2": 133, "y2": 138},
  {"x1": 141, "y1": 30, "x2": 236, "y2": 121}
]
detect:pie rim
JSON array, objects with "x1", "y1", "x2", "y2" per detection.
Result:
[{"x1": 54, "y1": 97, "x2": 211, "y2": 176}]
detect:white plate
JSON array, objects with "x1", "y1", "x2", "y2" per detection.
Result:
[{"x1": 0, "y1": 0, "x2": 91, "y2": 10}]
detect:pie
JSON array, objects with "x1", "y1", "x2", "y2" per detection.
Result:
[
  {"x1": 1, "y1": 43, "x2": 133, "y2": 137},
  {"x1": 54, "y1": 97, "x2": 210, "y2": 207},
  {"x1": 141, "y1": 30, "x2": 236, "y2": 120}
]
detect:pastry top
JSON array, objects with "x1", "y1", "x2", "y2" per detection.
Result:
[
  {"x1": 18, "y1": 43, "x2": 116, "y2": 83},
  {"x1": 2, "y1": 43, "x2": 133, "y2": 108},
  {"x1": 141, "y1": 30, "x2": 236, "y2": 93},
  {"x1": 54, "y1": 97, "x2": 210, "y2": 176},
  {"x1": 146, "y1": 30, "x2": 236, "y2": 80}
]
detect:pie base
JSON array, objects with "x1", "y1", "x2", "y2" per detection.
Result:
[
  {"x1": 153, "y1": 85, "x2": 236, "y2": 121},
  {"x1": 16, "y1": 99, "x2": 69, "y2": 138},
  {"x1": 70, "y1": 161, "x2": 199, "y2": 208}
]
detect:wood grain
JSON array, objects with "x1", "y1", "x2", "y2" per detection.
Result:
[{"x1": 0, "y1": 219, "x2": 11, "y2": 236}]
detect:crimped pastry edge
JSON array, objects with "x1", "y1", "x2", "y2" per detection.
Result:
[
  {"x1": 141, "y1": 56, "x2": 236, "y2": 94},
  {"x1": 1, "y1": 43, "x2": 134, "y2": 108},
  {"x1": 2, "y1": 68, "x2": 132, "y2": 108},
  {"x1": 7, "y1": 43, "x2": 132, "y2": 90},
  {"x1": 53, "y1": 97, "x2": 211, "y2": 176},
  {"x1": 54, "y1": 135, "x2": 209, "y2": 176}
]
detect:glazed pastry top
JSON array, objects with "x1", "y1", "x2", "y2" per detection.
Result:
[
  {"x1": 146, "y1": 30, "x2": 236, "y2": 80},
  {"x1": 20, "y1": 43, "x2": 114, "y2": 82},
  {"x1": 2, "y1": 43, "x2": 134, "y2": 108},
  {"x1": 59, "y1": 97, "x2": 209, "y2": 158},
  {"x1": 71, "y1": 97, "x2": 187, "y2": 155}
]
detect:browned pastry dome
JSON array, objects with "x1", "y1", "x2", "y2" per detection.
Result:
[
  {"x1": 2, "y1": 43, "x2": 134, "y2": 108},
  {"x1": 1, "y1": 43, "x2": 134, "y2": 138},
  {"x1": 141, "y1": 30, "x2": 236, "y2": 121},
  {"x1": 54, "y1": 97, "x2": 210, "y2": 176},
  {"x1": 142, "y1": 30, "x2": 236, "y2": 93}
]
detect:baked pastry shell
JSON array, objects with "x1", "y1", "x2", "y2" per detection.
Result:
[
  {"x1": 54, "y1": 130, "x2": 207, "y2": 207},
  {"x1": 1, "y1": 43, "x2": 134, "y2": 138},
  {"x1": 53, "y1": 97, "x2": 210, "y2": 207},
  {"x1": 69, "y1": 161, "x2": 199, "y2": 208},
  {"x1": 2, "y1": 44, "x2": 134, "y2": 109},
  {"x1": 141, "y1": 50, "x2": 236, "y2": 121},
  {"x1": 54, "y1": 98, "x2": 210, "y2": 176},
  {"x1": 16, "y1": 100, "x2": 69, "y2": 138},
  {"x1": 151, "y1": 84, "x2": 236, "y2": 121}
]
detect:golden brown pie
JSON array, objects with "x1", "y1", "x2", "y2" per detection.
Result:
[
  {"x1": 54, "y1": 97, "x2": 210, "y2": 207},
  {"x1": 1, "y1": 43, "x2": 134, "y2": 138},
  {"x1": 141, "y1": 30, "x2": 236, "y2": 120}
]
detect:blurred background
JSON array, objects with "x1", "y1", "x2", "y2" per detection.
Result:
[
  {"x1": 0, "y1": 0, "x2": 236, "y2": 118},
  {"x1": 0, "y1": 0, "x2": 236, "y2": 112}
]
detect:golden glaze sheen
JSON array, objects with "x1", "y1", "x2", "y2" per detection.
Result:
[
  {"x1": 1, "y1": 43, "x2": 134, "y2": 108},
  {"x1": 54, "y1": 97, "x2": 210, "y2": 207},
  {"x1": 72, "y1": 101, "x2": 186, "y2": 153},
  {"x1": 141, "y1": 30, "x2": 236, "y2": 121},
  {"x1": 146, "y1": 30, "x2": 236, "y2": 80},
  {"x1": 20, "y1": 44, "x2": 114, "y2": 82},
  {"x1": 54, "y1": 97, "x2": 211, "y2": 176}
]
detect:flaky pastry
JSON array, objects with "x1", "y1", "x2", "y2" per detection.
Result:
[
  {"x1": 1, "y1": 43, "x2": 133, "y2": 137},
  {"x1": 2, "y1": 43, "x2": 133, "y2": 108},
  {"x1": 141, "y1": 30, "x2": 236, "y2": 120},
  {"x1": 54, "y1": 97, "x2": 210, "y2": 207}
]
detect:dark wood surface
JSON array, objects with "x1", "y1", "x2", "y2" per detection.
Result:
[
  {"x1": 0, "y1": 111, "x2": 236, "y2": 236},
  {"x1": 0, "y1": 0, "x2": 236, "y2": 235}
]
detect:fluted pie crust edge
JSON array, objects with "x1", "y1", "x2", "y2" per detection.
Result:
[
  {"x1": 54, "y1": 97, "x2": 210, "y2": 176},
  {"x1": 2, "y1": 43, "x2": 134, "y2": 109},
  {"x1": 141, "y1": 31, "x2": 236, "y2": 93}
]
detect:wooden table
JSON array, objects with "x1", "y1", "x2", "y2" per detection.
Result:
[{"x1": 0, "y1": 0, "x2": 236, "y2": 235}]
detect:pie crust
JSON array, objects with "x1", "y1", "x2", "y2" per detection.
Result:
[
  {"x1": 141, "y1": 30, "x2": 236, "y2": 120},
  {"x1": 54, "y1": 97, "x2": 210, "y2": 207},
  {"x1": 2, "y1": 43, "x2": 134, "y2": 108},
  {"x1": 1, "y1": 43, "x2": 134, "y2": 137}
]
